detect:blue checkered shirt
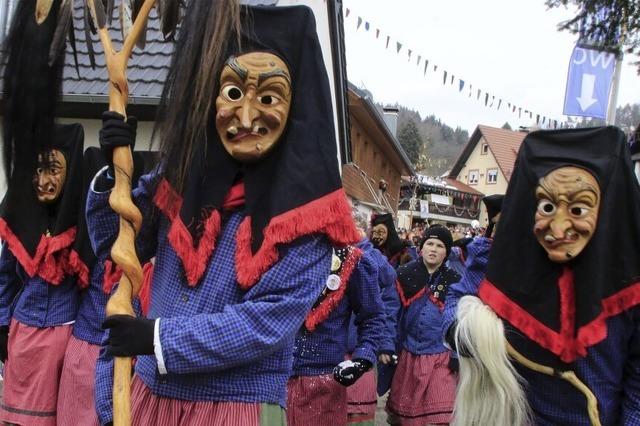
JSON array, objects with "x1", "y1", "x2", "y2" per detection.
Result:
[
  {"x1": 442, "y1": 237, "x2": 640, "y2": 425},
  {"x1": 0, "y1": 243, "x2": 80, "y2": 328},
  {"x1": 291, "y1": 247, "x2": 385, "y2": 376},
  {"x1": 346, "y1": 238, "x2": 399, "y2": 355},
  {"x1": 72, "y1": 259, "x2": 110, "y2": 345},
  {"x1": 88, "y1": 171, "x2": 330, "y2": 423}
]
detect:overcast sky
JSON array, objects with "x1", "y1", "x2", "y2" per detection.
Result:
[{"x1": 342, "y1": 0, "x2": 639, "y2": 133}]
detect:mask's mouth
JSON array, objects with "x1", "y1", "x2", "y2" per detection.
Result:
[{"x1": 226, "y1": 125, "x2": 268, "y2": 141}]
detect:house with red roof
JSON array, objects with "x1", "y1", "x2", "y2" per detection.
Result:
[{"x1": 448, "y1": 125, "x2": 527, "y2": 225}]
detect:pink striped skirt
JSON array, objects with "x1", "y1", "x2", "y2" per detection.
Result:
[
  {"x1": 287, "y1": 374, "x2": 347, "y2": 426},
  {"x1": 56, "y1": 335, "x2": 101, "y2": 426},
  {"x1": 0, "y1": 319, "x2": 72, "y2": 426},
  {"x1": 346, "y1": 369, "x2": 376, "y2": 424},
  {"x1": 131, "y1": 376, "x2": 285, "y2": 425},
  {"x1": 386, "y1": 350, "x2": 457, "y2": 425}
]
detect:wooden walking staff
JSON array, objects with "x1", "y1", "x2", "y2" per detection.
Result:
[{"x1": 83, "y1": 0, "x2": 176, "y2": 424}]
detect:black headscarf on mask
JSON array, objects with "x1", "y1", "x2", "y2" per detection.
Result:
[
  {"x1": 152, "y1": 5, "x2": 359, "y2": 288},
  {"x1": 0, "y1": 123, "x2": 84, "y2": 284},
  {"x1": 370, "y1": 213, "x2": 403, "y2": 259},
  {"x1": 478, "y1": 126, "x2": 640, "y2": 365}
]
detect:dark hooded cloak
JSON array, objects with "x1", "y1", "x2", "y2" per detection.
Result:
[{"x1": 478, "y1": 126, "x2": 640, "y2": 364}]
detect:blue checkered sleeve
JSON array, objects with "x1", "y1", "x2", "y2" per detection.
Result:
[
  {"x1": 158, "y1": 234, "x2": 330, "y2": 374},
  {"x1": 0, "y1": 244, "x2": 19, "y2": 327},
  {"x1": 349, "y1": 250, "x2": 386, "y2": 364},
  {"x1": 378, "y1": 258, "x2": 400, "y2": 354},
  {"x1": 441, "y1": 237, "x2": 492, "y2": 345},
  {"x1": 622, "y1": 308, "x2": 640, "y2": 423},
  {"x1": 87, "y1": 170, "x2": 159, "y2": 264}
]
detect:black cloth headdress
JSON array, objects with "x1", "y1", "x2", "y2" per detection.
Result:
[
  {"x1": 479, "y1": 126, "x2": 640, "y2": 364},
  {"x1": 482, "y1": 194, "x2": 503, "y2": 237},
  {"x1": 370, "y1": 213, "x2": 403, "y2": 258},
  {"x1": 0, "y1": 123, "x2": 84, "y2": 284},
  {"x1": 153, "y1": 5, "x2": 359, "y2": 288},
  {"x1": 70, "y1": 147, "x2": 159, "y2": 287}
]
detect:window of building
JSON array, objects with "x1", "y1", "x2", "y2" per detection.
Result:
[
  {"x1": 487, "y1": 168, "x2": 498, "y2": 184},
  {"x1": 481, "y1": 143, "x2": 489, "y2": 155},
  {"x1": 468, "y1": 170, "x2": 479, "y2": 185}
]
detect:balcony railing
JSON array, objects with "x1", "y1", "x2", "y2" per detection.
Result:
[{"x1": 398, "y1": 199, "x2": 480, "y2": 221}]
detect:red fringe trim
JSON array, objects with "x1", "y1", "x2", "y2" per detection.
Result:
[
  {"x1": 153, "y1": 179, "x2": 222, "y2": 286},
  {"x1": 396, "y1": 279, "x2": 426, "y2": 308},
  {"x1": 304, "y1": 247, "x2": 363, "y2": 332},
  {"x1": 67, "y1": 250, "x2": 90, "y2": 289},
  {"x1": 102, "y1": 260, "x2": 123, "y2": 295},
  {"x1": 235, "y1": 188, "x2": 360, "y2": 290},
  {"x1": 138, "y1": 262, "x2": 154, "y2": 316},
  {"x1": 479, "y1": 277, "x2": 640, "y2": 363},
  {"x1": 0, "y1": 218, "x2": 77, "y2": 285}
]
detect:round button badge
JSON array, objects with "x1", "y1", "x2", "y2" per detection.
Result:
[{"x1": 326, "y1": 274, "x2": 341, "y2": 291}]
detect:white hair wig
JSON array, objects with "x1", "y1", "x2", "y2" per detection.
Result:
[{"x1": 452, "y1": 295, "x2": 531, "y2": 426}]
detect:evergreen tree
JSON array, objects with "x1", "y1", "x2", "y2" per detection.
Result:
[
  {"x1": 397, "y1": 119, "x2": 423, "y2": 167},
  {"x1": 546, "y1": 0, "x2": 640, "y2": 71}
]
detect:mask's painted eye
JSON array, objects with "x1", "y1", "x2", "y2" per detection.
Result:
[
  {"x1": 570, "y1": 204, "x2": 590, "y2": 217},
  {"x1": 537, "y1": 199, "x2": 557, "y2": 216},
  {"x1": 36, "y1": 168, "x2": 44, "y2": 175},
  {"x1": 258, "y1": 95, "x2": 279, "y2": 105},
  {"x1": 221, "y1": 85, "x2": 244, "y2": 101}
]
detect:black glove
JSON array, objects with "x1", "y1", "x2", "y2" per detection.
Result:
[
  {"x1": 448, "y1": 356, "x2": 459, "y2": 373},
  {"x1": 0, "y1": 325, "x2": 9, "y2": 362},
  {"x1": 102, "y1": 315, "x2": 154, "y2": 357},
  {"x1": 333, "y1": 358, "x2": 372, "y2": 387},
  {"x1": 99, "y1": 111, "x2": 138, "y2": 173}
]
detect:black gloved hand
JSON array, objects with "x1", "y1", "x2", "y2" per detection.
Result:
[
  {"x1": 0, "y1": 325, "x2": 9, "y2": 362},
  {"x1": 102, "y1": 315, "x2": 154, "y2": 357},
  {"x1": 448, "y1": 356, "x2": 459, "y2": 373},
  {"x1": 99, "y1": 111, "x2": 138, "y2": 174},
  {"x1": 333, "y1": 358, "x2": 372, "y2": 387}
]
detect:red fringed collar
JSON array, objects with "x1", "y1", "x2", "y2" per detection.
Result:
[
  {"x1": 153, "y1": 178, "x2": 360, "y2": 289},
  {"x1": 479, "y1": 267, "x2": 640, "y2": 363},
  {"x1": 0, "y1": 218, "x2": 78, "y2": 286},
  {"x1": 304, "y1": 246, "x2": 363, "y2": 332}
]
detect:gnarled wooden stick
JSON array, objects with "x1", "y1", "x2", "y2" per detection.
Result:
[{"x1": 86, "y1": 1, "x2": 157, "y2": 425}]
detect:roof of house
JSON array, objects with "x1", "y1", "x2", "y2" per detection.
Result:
[
  {"x1": 348, "y1": 83, "x2": 415, "y2": 176},
  {"x1": 56, "y1": 4, "x2": 173, "y2": 118},
  {"x1": 444, "y1": 178, "x2": 484, "y2": 195},
  {"x1": 449, "y1": 125, "x2": 527, "y2": 182}
]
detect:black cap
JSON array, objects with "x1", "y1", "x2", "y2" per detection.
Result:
[{"x1": 421, "y1": 225, "x2": 453, "y2": 256}]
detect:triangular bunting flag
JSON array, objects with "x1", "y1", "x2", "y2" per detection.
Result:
[
  {"x1": 365, "y1": 22, "x2": 370, "y2": 31},
  {"x1": 459, "y1": 80, "x2": 465, "y2": 91},
  {"x1": 497, "y1": 99, "x2": 502, "y2": 110},
  {"x1": 477, "y1": 89, "x2": 481, "y2": 100},
  {"x1": 396, "y1": 42, "x2": 402, "y2": 53},
  {"x1": 434, "y1": 64, "x2": 438, "y2": 72},
  {"x1": 423, "y1": 60, "x2": 429, "y2": 75},
  {"x1": 376, "y1": 29, "x2": 380, "y2": 38},
  {"x1": 489, "y1": 95, "x2": 495, "y2": 107},
  {"x1": 386, "y1": 36, "x2": 390, "y2": 49},
  {"x1": 346, "y1": 8, "x2": 350, "y2": 17},
  {"x1": 357, "y1": 17, "x2": 363, "y2": 30},
  {"x1": 519, "y1": 108, "x2": 522, "y2": 118},
  {"x1": 542, "y1": 116, "x2": 546, "y2": 124},
  {"x1": 443, "y1": 71, "x2": 448, "y2": 85},
  {"x1": 485, "y1": 93, "x2": 489, "y2": 106},
  {"x1": 536, "y1": 114, "x2": 540, "y2": 124},
  {"x1": 408, "y1": 49, "x2": 412, "y2": 61},
  {"x1": 469, "y1": 84, "x2": 473, "y2": 97},
  {"x1": 451, "y1": 75, "x2": 455, "y2": 85},
  {"x1": 417, "y1": 55, "x2": 421, "y2": 65}
]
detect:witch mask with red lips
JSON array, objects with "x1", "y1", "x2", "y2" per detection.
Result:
[{"x1": 215, "y1": 52, "x2": 292, "y2": 163}]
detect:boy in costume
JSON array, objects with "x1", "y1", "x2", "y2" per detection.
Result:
[
  {"x1": 287, "y1": 245, "x2": 385, "y2": 426},
  {"x1": 444, "y1": 127, "x2": 640, "y2": 425},
  {"x1": 90, "y1": 3, "x2": 360, "y2": 424}
]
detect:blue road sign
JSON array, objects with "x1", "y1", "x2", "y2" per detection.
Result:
[{"x1": 563, "y1": 46, "x2": 616, "y2": 119}]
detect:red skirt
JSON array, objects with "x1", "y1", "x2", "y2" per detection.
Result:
[
  {"x1": 56, "y1": 335, "x2": 101, "y2": 426},
  {"x1": 131, "y1": 376, "x2": 284, "y2": 425},
  {"x1": 0, "y1": 319, "x2": 72, "y2": 426},
  {"x1": 287, "y1": 374, "x2": 347, "y2": 426},
  {"x1": 386, "y1": 350, "x2": 457, "y2": 425},
  {"x1": 346, "y1": 369, "x2": 376, "y2": 424}
]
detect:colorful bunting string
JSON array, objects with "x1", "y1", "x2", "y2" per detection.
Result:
[{"x1": 344, "y1": 7, "x2": 567, "y2": 128}]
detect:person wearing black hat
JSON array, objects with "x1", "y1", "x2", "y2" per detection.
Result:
[
  {"x1": 385, "y1": 225, "x2": 461, "y2": 425},
  {"x1": 370, "y1": 213, "x2": 416, "y2": 269},
  {"x1": 482, "y1": 194, "x2": 504, "y2": 239},
  {"x1": 445, "y1": 127, "x2": 640, "y2": 426},
  {"x1": 87, "y1": 3, "x2": 360, "y2": 424}
]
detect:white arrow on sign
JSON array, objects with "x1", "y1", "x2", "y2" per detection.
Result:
[{"x1": 577, "y1": 73, "x2": 598, "y2": 111}]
